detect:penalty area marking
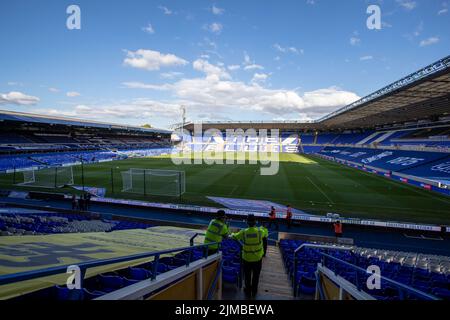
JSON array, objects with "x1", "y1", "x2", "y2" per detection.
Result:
[
  {"x1": 228, "y1": 184, "x2": 239, "y2": 196},
  {"x1": 307, "y1": 176, "x2": 335, "y2": 204}
]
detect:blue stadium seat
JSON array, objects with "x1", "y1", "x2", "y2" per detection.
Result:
[
  {"x1": 297, "y1": 275, "x2": 316, "y2": 295},
  {"x1": 98, "y1": 274, "x2": 124, "y2": 292},
  {"x1": 432, "y1": 288, "x2": 450, "y2": 300},
  {"x1": 128, "y1": 267, "x2": 152, "y2": 280},
  {"x1": 222, "y1": 266, "x2": 239, "y2": 285},
  {"x1": 54, "y1": 285, "x2": 83, "y2": 300},
  {"x1": 83, "y1": 288, "x2": 106, "y2": 300}
]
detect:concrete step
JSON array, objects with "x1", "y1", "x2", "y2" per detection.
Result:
[{"x1": 257, "y1": 246, "x2": 295, "y2": 300}]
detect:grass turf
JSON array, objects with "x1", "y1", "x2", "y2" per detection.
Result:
[{"x1": 1, "y1": 153, "x2": 449, "y2": 225}]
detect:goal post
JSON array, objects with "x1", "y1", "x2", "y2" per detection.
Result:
[
  {"x1": 121, "y1": 168, "x2": 185, "y2": 197},
  {"x1": 17, "y1": 166, "x2": 74, "y2": 188}
]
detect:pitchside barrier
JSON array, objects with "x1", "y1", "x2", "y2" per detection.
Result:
[
  {"x1": 89, "y1": 196, "x2": 449, "y2": 234},
  {"x1": 121, "y1": 168, "x2": 186, "y2": 197}
]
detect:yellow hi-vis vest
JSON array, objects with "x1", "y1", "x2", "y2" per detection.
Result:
[
  {"x1": 233, "y1": 227, "x2": 265, "y2": 262},
  {"x1": 204, "y1": 219, "x2": 228, "y2": 250}
]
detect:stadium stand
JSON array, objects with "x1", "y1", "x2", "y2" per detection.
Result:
[
  {"x1": 0, "y1": 56, "x2": 449, "y2": 301},
  {"x1": 4, "y1": 216, "x2": 240, "y2": 301},
  {"x1": 280, "y1": 239, "x2": 450, "y2": 300},
  {"x1": 0, "y1": 110, "x2": 174, "y2": 172},
  {"x1": 0, "y1": 210, "x2": 151, "y2": 236}
]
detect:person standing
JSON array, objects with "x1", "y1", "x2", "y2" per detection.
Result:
[
  {"x1": 232, "y1": 214, "x2": 265, "y2": 298},
  {"x1": 334, "y1": 220, "x2": 343, "y2": 238},
  {"x1": 85, "y1": 193, "x2": 91, "y2": 211},
  {"x1": 71, "y1": 194, "x2": 77, "y2": 210},
  {"x1": 78, "y1": 195, "x2": 84, "y2": 211},
  {"x1": 268, "y1": 206, "x2": 279, "y2": 230},
  {"x1": 286, "y1": 205, "x2": 293, "y2": 229},
  {"x1": 204, "y1": 210, "x2": 229, "y2": 255}
]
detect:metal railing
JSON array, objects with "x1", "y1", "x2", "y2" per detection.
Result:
[
  {"x1": 291, "y1": 243, "x2": 440, "y2": 300},
  {"x1": 0, "y1": 241, "x2": 219, "y2": 293},
  {"x1": 319, "y1": 252, "x2": 439, "y2": 300},
  {"x1": 293, "y1": 244, "x2": 353, "y2": 296}
]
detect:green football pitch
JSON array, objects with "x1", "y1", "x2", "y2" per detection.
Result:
[{"x1": 1, "y1": 153, "x2": 449, "y2": 225}]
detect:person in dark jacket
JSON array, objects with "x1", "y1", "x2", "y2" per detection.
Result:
[{"x1": 71, "y1": 194, "x2": 77, "y2": 210}]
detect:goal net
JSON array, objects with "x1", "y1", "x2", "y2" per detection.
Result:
[
  {"x1": 17, "y1": 166, "x2": 74, "y2": 188},
  {"x1": 121, "y1": 168, "x2": 185, "y2": 197}
]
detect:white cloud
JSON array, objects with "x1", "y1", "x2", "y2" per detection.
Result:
[
  {"x1": 244, "y1": 64, "x2": 264, "y2": 71},
  {"x1": 160, "y1": 71, "x2": 184, "y2": 79},
  {"x1": 121, "y1": 64, "x2": 359, "y2": 120},
  {"x1": 201, "y1": 37, "x2": 217, "y2": 50},
  {"x1": 251, "y1": 73, "x2": 269, "y2": 83},
  {"x1": 66, "y1": 91, "x2": 81, "y2": 97},
  {"x1": 122, "y1": 82, "x2": 172, "y2": 90},
  {"x1": 244, "y1": 52, "x2": 251, "y2": 64},
  {"x1": 350, "y1": 37, "x2": 361, "y2": 46},
  {"x1": 119, "y1": 49, "x2": 360, "y2": 122},
  {"x1": 211, "y1": 5, "x2": 224, "y2": 15},
  {"x1": 227, "y1": 65, "x2": 241, "y2": 71},
  {"x1": 171, "y1": 78, "x2": 359, "y2": 118},
  {"x1": 360, "y1": 55, "x2": 373, "y2": 61},
  {"x1": 142, "y1": 23, "x2": 155, "y2": 34},
  {"x1": 7, "y1": 82, "x2": 22, "y2": 86},
  {"x1": 419, "y1": 36, "x2": 440, "y2": 47},
  {"x1": 438, "y1": 8, "x2": 448, "y2": 15},
  {"x1": 413, "y1": 21, "x2": 424, "y2": 37},
  {"x1": 205, "y1": 22, "x2": 223, "y2": 34},
  {"x1": 396, "y1": 0, "x2": 417, "y2": 10},
  {"x1": 274, "y1": 43, "x2": 303, "y2": 54},
  {"x1": 0, "y1": 91, "x2": 40, "y2": 105},
  {"x1": 48, "y1": 87, "x2": 59, "y2": 93},
  {"x1": 158, "y1": 5, "x2": 172, "y2": 15},
  {"x1": 193, "y1": 59, "x2": 230, "y2": 80},
  {"x1": 36, "y1": 99, "x2": 182, "y2": 123},
  {"x1": 241, "y1": 52, "x2": 265, "y2": 71},
  {"x1": 123, "y1": 49, "x2": 188, "y2": 71}
]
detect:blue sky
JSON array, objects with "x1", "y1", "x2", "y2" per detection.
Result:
[{"x1": 0, "y1": 0, "x2": 449, "y2": 129}]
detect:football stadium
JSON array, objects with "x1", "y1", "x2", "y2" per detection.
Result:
[{"x1": 0, "y1": 0, "x2": 449, "y2": 308}]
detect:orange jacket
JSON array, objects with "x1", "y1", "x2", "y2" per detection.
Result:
[
  {"x1": 286, "y1": 208, "x2": 292, "y2": 220},
  {"x1": 269, "y1": 209, "x2": 276, "y2": 220},
  {"x1": 334, "y1": 223, "x2": 343, "y2": 234}
]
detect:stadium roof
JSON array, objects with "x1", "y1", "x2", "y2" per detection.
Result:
[
  {"x1": 184, "y1": 55, "x2": 450, "y2": 131},
  {"x1": 0, "y1": 110, "x2": 171, "y2": 134}
]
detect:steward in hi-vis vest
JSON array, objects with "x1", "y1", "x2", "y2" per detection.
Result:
[
  {"x1": 232, "y1": 214, "x2": 268, "y2": 298},
  {"x1": 204, "y1": 210, "x2": 229, "y2": 254}
]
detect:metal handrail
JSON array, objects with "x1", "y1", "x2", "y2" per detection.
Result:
[
  {"x1": 190, "y1": 232, "x2": 205, "y2": 246},
  {"x1": 0, "y1": 242, "x2": 219, "y2": 288},
  {"x1": 319, "y1": 252, "x2": 439, "y2": 301},
  {"x1": 291, "y1": 243, "x2": 439, "y2": 300}
]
